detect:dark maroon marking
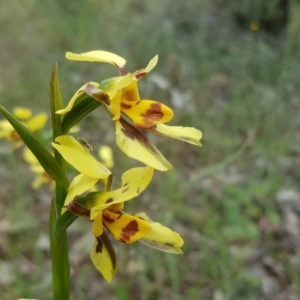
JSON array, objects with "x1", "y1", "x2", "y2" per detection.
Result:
[
  {"x1": 165, "y1": 242, "x2": 175, "y2": 247},
  {"x1": 121, "y1": 103, "x2": 132, "y2": 109},
  {"x1": 95, "y1": 236, "x2": 103, "y2": 253},
  {"x1": 84, "y1": 84, "x2": 110, "y2": 105},
  {"x1": 121, "y1": 186, "x2": 129, "y2": 193},
  {"x1": 65, "y1": 198, "x2": 90, "y2": 217},
  {"x1": 119, "y1": 118, "x2": 147, "y2": 142},
  {"x1": 135, "y1": 72, "x2": 146, "y2": 80},
  {"x1": 120, "y1": 220, "x2": 139, "y2": 242},
  {"x1": 103, "y1": 213, "x2": 115, "y2": 223},
  {"x1": 122, "y1": 88, "x2": 137, "y2": 102},
  {"x1": 119, "y1": 117, "x2": 158, "y2": 154},
  {"x1": 105, "y1": 198, "x2": 113, "y2": 204}
]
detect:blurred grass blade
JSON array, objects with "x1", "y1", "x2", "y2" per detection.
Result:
[
  {"x1": 0, "y1": 105, "x2": 69, "y2": 188},
  {"x1": 50, "y1": 63, "x2": 64, "y2": 139},
  {"x1": 61, "y1": 94, "x2": 101, "y2": 133},
  {"x1": 56, "y1": 211, "x2": 78, "y2": 238}
]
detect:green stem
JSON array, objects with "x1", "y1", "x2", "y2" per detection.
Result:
[
  {"x1": 49, "y1": 196, "x2": 70, "y2": 300},
  {"x1": 49, "y1": 63, "x2": 70, "y2": 299}
]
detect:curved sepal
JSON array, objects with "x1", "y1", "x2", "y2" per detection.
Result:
[
  {"x1": 136, "y1": 213, "x2": 184, "y2": 254},
  {"x1": 0, "y1": 105, "x2": 69, "y2": 188},
  {"x1": 90, "y1": 232, "x2": 117, "y2": 283},
  {"x1": 115, "y1": 118, "x2": 173, "y2": 171}
]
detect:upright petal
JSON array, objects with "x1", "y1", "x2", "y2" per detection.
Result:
[
  {"x1": 66, "y1": 51, "x2": 126, "y2": 69},
  {"x1": 52, "y1": 135, "x2": 111, "y2": 179},
  {"x1": 150, "y1": 123, "x2": 203, "y2": 146},
  {"x1": 103, "y1": 211, "x2": 151, "y2": 244},
  {"x1": 136, "y1": 213, "x2": 184, "y2": 254},
  {"x1": 115, "y1": 119, "x2": 173, "y2": 171},
  {"x1": 133, "y1": 55, "x2": 158, "y2": 80}
]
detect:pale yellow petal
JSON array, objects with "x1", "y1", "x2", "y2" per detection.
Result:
[
  {"x1": 13, "y1": 107, "x2": 32, "y2": 120},
  {"x1": 23, "y1": 147, "x2": 39, "y2": 165},
  {"x1": 52, "y1": 135, "x2": 111, "y2": 179},
  {"x1": 133, "y1": 55, "x2": 158, "y2": 80},
  {"x1": 151, "y1": 123, "x2": 202, "y2": 146},
  {"x1": 66, "y1": 51, "x2": 126, "y2": 69},
  {"x1": 88, "y1": 166, "x2": 154, "y2": 219},
  {"x1": 115, "y1": 119, "x2": 173, "y2": 171},
  {"x1": 56, "y1": 82, "x2": 99, "y2": 115},
  {"x1": 92, "y1": 212, "x2": 104, "y2": 237},
  {"x1": 90, "y1": 234, "x2": 117, "y2": 283},
  {"x1": 63, "y1": 174, "x2": 98, "y2": 212},
  {"x1": 26, "y1": 113, "x2": 48, "y2": 132},
  {"x1": 98, "y1": 145, "x2": 114, "y2": 169},
  {"x1": 136, "y1": 213, "x2": 184, "y2": 254}
]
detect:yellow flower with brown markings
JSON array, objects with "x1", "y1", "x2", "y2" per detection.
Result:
[{"x1": 59, "y1": 51, "x2": 202, "y2": 170}]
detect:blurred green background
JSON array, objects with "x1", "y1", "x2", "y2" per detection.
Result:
[{"x1": 1, "y1": 0, "x2": 300, "y2": 299}]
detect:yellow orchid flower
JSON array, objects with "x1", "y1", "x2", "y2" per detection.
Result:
[
  {"x1": 23, "y1": 147, "x2": 54, "y2": 189},
  {"x1": 0, "y1": 107, "x2": 48, "y2": 150},
  {"x1": 64, "y1": 166, "x2": 183, "y2": 282},
  {"x1": 61, "y1": 51, "x2": 202, "y2": 170}
]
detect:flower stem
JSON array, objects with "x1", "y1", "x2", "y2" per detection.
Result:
[{"x1": 49, "y1": 195, "x2": 70, "y2": 300}]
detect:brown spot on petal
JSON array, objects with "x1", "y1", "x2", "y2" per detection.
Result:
[
  {"x1": 122, "y1": 89, "x2": 137, "y2": 102},
  {"x1": 165, "y1": 242, "x2": 175, "y2": 247},
  {"x1": 121, "y1": 186, "x2": 129, "y2": 193},
  {"x1": 103, "y1": 213, "x2": 115, "y2": 223},
  {"x1": 136, "y1": 187, "x2": 140, "y2": 194},
  {"x1": 135, "y1": 72, "x2": 146, "y2": 80},
  {"x1": 137, "y1": 102, "x2": 165, "y2": 129},
  {"x1": 95, "y1": 237, "x2": 103, "y2": 253},
  {"x1": 120, "y1": 220, "x2": 139, "y2": 243},
  {"x1": 105, "y1": 198, "x2": 113, "y2": 204},
  {"x1": 121, "y1": 103, "x2": 132, "y2": 109},
  {"x1": 123, "y1": 183, "x2": 129, "y2": 187},
  {"x1": 120, "y1": 118, "x2": 147, "y2": 143},
  {"x1": 84, "y1": 84, "x2": 110, "y2": 105}
]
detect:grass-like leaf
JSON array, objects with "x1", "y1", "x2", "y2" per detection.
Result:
[{"x1": 0, "y1": 105, "x2": 69, "y2": 188}]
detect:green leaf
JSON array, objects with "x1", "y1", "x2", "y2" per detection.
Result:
[
  {"x1": 56, "y1": 210, "x2": 78, "y2": 238},
  {"x1": 50, "y1": 63, "x2": 64, "y2": 139},
  {"x1": 0, "y1": 105, "x2": 69, "y2": 188},
  {"x1": 61, "y1": 94, "x2": 101, "y2": 133}
]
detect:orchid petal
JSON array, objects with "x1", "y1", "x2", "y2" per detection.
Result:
[
  {"x1": 52, "y1": 135, "x2": 111, "y2": 179},
  {"x1": 150, "y1": 123, "x2": 202, "y2": 146},
  {"x1": 136, "y1": 213, "x2": 184, "y2": 254},
  {"x1": 133, "y1": 55, "x2": 158, "y2": 80},
  {"x1": 90, "y1": 233, "x2": 117, "y2": 283},
  {"x1": 103, "y1": 211, "x2": 151, "y2": 244},
  {"x1": 13, "y1": 107, "x2": 32, "y2": 120},
  {"x1": 87, "y1": 166, "x2": 154, "y2": 219},
  {"x1": 26, "y1": 113, "x2": 48, "y2": 132},
  {"x1": 122, "y1": 99, "x2": 174, "y2": 129},
  {"x1": 63, "y1": 174, "x2": 98, "y2": 209},
  {"x1": 66, "y1": 51, "x2": 126, "y2": 69},
  {"x1": 115, "y1": 119, "x2": 173, "y2": 171}
]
